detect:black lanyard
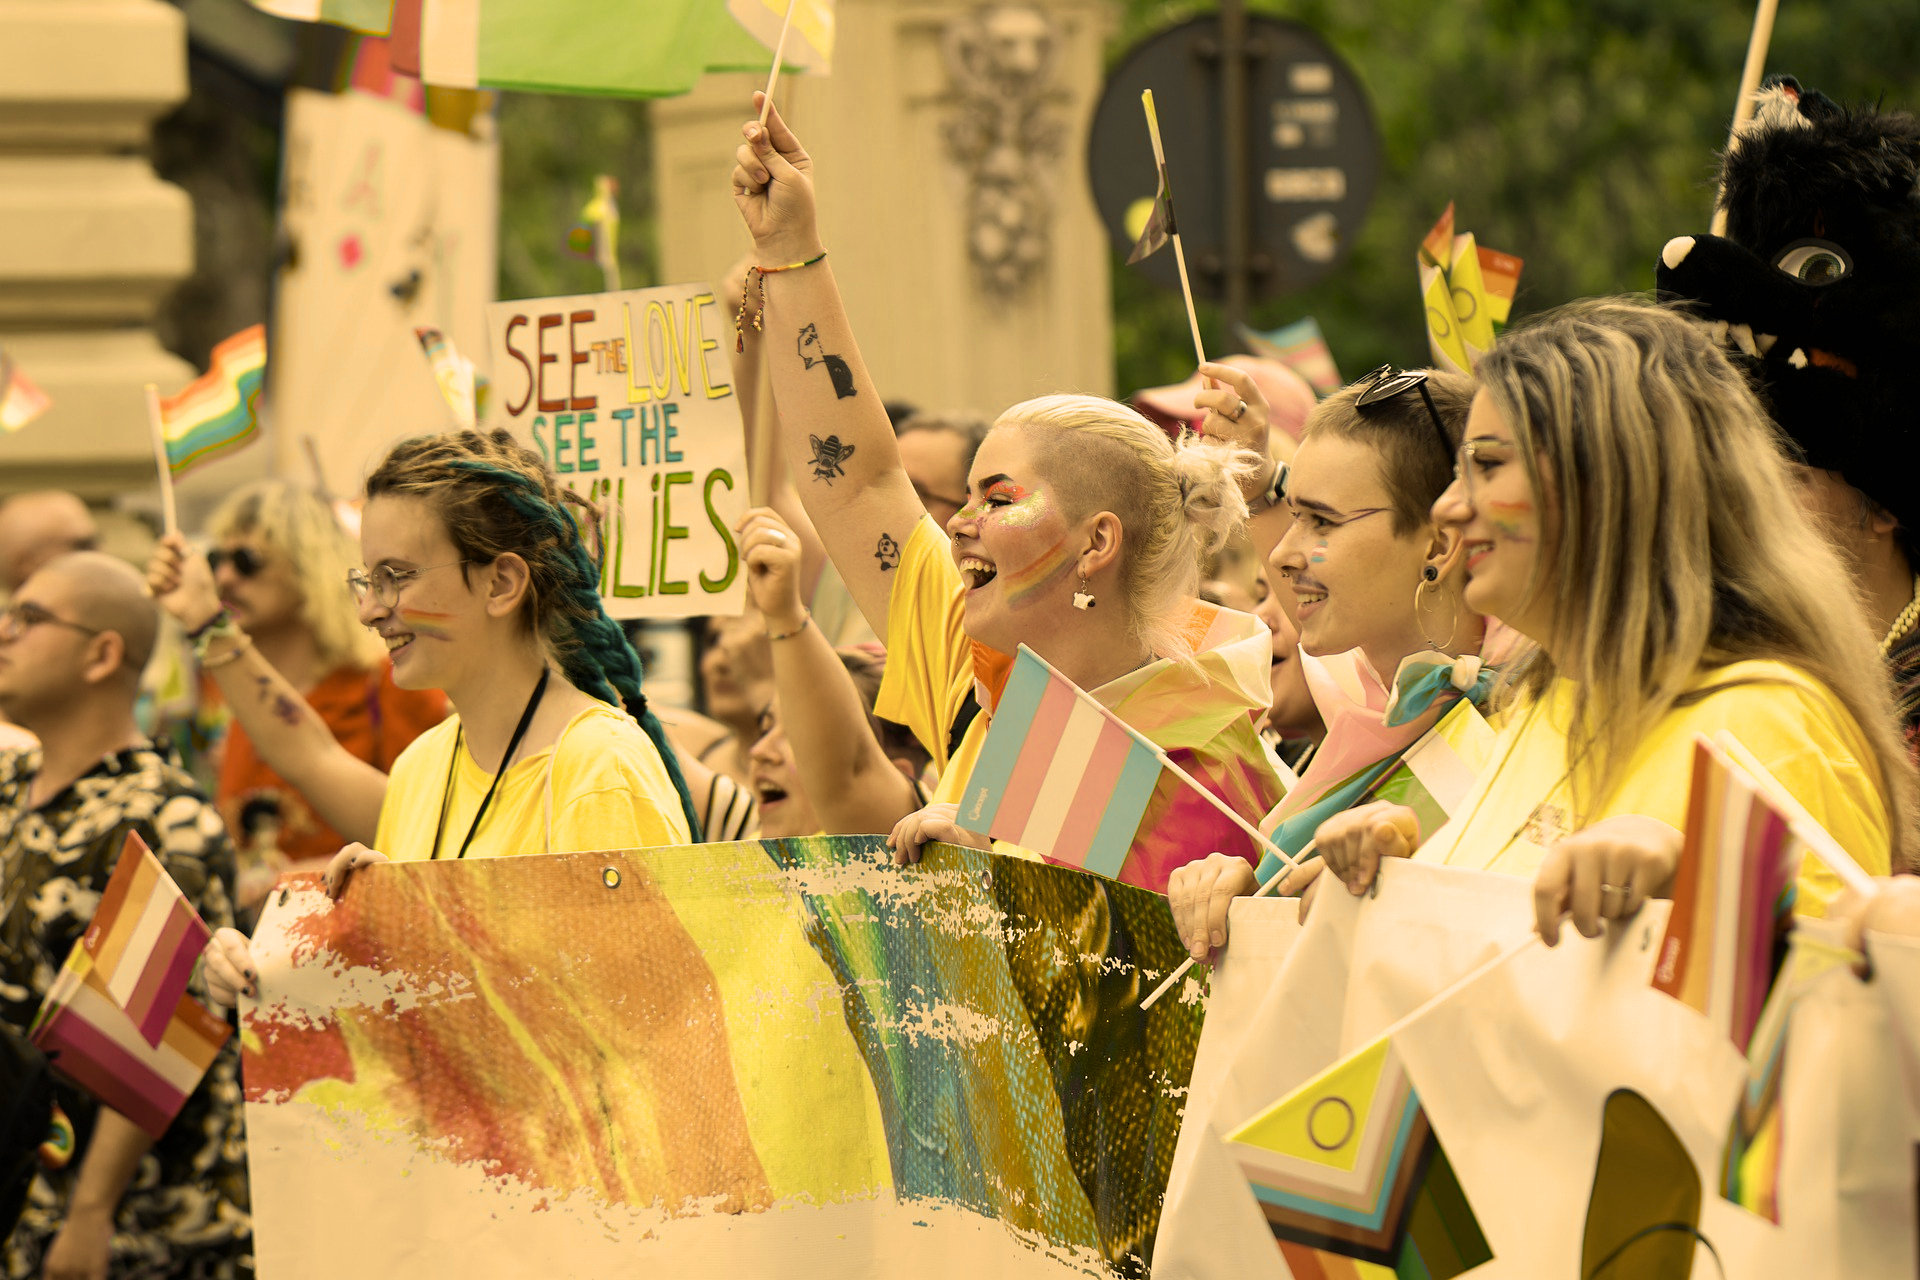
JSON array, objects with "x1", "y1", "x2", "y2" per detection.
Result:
[{"x1": 432, "y1": 667, "x2": 550, "y2": 861}]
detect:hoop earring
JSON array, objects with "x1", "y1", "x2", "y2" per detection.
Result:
[
  {"x1": 1414, "y1": 573, "x2": 1459, "y2": 652},
  {"x1": 1072, "y1": 572, "x2": 1096, "y2": 611}
]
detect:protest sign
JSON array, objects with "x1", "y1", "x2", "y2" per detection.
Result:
[{"x1": 484, "y1": 285, "x2": 749, "y2": 618}]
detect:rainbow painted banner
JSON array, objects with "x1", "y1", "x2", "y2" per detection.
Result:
[
  {"x1": 242, "y1": 838, "x2": 1202, "y2": 1278},
  {"x1": 1652, "y1": 735, "x2": 1798, "y2": 1054},
  {"x1": 28, "y1": 833, "x2": 230, "y2": 1140},
  {"x1": 159, "y1": 324, "x2": 267, "y2": 475}
]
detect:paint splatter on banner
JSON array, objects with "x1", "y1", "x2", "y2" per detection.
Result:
[{"x1": 241, "y1": 837, "x2": 1201, "y2": 1277}]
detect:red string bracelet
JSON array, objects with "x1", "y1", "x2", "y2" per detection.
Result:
[{"x1": 735, "y1": 249, "x2": 829, "y2": 352}]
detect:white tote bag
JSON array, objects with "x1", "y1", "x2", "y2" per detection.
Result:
[{"x1": 1153, "y1": 860, "x2": 1536, "y2": 1279}]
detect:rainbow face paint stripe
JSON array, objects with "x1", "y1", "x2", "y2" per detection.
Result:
[
  {"x1": 1486, "y1": 499, "x2": 1533, "y2": 543},
  {"x1": 398, "y1": 609, "x2": 456, "y2": 641},
  {"x1": 999, "y1": 538, "x2": 1079, "y2": 609}
]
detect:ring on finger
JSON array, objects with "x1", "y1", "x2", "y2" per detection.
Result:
[
  {"x1": 1600, "y1": 882, "x2": 1633, "y2": 912},
  {"x1": 1229, "y1": 398, "x2": 1247, "y2": 422}
]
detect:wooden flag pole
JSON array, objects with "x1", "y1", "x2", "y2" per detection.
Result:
[
  {"x1": 144, "y1": 384, "x2": 178, "y2": 537},
  {"x1": 1140, "y1": 836, "x2": 1317, "y2": 1010},
  {"x1": 757, "y1": 0, "x2": 800, "y2": 129},
  {"x1": 1141, "y1": 90, "x2": 1208, "y2": 369},
  {"x1": 1709, "y1": 0, "x2": 1781, "y2": 236}
]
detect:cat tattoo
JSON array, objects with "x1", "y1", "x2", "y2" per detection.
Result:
[
  {"x1": 798, "y1": 323, "x2": 858, "y2": 399},
  {"x1": 809, "y1": 434, "x2": 856, "y2": 484}
]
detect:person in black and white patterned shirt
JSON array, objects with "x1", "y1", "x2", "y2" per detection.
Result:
[{"x1": 0, "y1": 552, "x2": 249, "y2": 1280}]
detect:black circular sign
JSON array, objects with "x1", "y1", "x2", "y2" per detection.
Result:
[{"x1": 1088, "y1": 17, "x2": 1381, "y2": 302}]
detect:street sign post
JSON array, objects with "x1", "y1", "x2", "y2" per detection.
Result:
[{"x1": 1089, "y1": 14, "x2": 1380, "y2": 338}]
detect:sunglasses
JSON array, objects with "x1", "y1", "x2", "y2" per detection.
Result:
[
  {"x1": 1353, "y1": 364, "x2": 1454, "y2": 464},
  {"x1": 208, "y1": 547, "x2": 266, "y2": 578}
]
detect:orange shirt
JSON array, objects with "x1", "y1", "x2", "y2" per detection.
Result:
[{"x1": 214, "y1": 661, "x2": 447, "y2": 863}]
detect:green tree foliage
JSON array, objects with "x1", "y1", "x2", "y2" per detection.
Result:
[
  {"x1": 495, "y1": 94, "x2": 660, "y2": 301},
  {"x1": 1108, "y1": 0, "x2": 1920, "y2": 396}
]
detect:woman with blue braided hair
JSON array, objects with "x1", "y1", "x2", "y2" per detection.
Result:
[{"x1": 192, "y1": 429, "x2": 706, "y2": 1005}]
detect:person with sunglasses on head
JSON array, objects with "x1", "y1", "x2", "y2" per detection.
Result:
[
  {"x1": 731, "y1": 98, "x2": 1286, "y2": 890},
  {"x1": 149, "y1": 482, "x2": 447, "y2": 906},
  {"x1": 1311, "y1": 299, "x2": 1914, "y2": 941},
  {"x1": 150, "y1": 430, "x2": 709, "y2": 1008},
  {"x1": 1167, "y1": 361, "x2": 1516, "y2": 962},
  {"x1": 0, "y1": 553, "x2": 251, "y2": 1280}
]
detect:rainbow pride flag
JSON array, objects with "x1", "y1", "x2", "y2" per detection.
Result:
[
  {"x1": 1226, "y1": 1036, "x2": 1492, "y2": 1277},
  {"x1": 961, "y1": 645, "x2": 1173, "y2": 880},
  {"x1": 28, "y1": 833, "x2": 230, "y2": 1139},
  {"x1": 158, "y1": 324, "x2": 266, "y2": 475},
  {"x1": 0, "y1": 348, "x2": 52, "y2": 433},
  {"x1": 1651, "y1": 735, "x2": 1798, "y2": 1054}
]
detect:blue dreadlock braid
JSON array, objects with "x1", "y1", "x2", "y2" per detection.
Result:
[{"x1": 443, "y1": 457, "x2": 704, "y2": 841}]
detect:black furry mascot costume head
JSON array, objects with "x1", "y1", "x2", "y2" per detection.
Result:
[{"x1": 1658, "y1": 77, "x2": 1920, "y2": 742}]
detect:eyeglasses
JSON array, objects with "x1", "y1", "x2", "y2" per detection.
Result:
[
  {"x1": 0, "y1": 601, "x2": 102, "y2": 644},
  {"x1": 208, "y1": 547, "x2": 266, "y2": 578},
  {"x1": 1353, "y1": 364, "x2": 1454, "y2": 465},
  {"x1": 345, "y1": 561, "x2": 472, "y2": 608}
]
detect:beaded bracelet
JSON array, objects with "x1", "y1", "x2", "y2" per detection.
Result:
[
  {"x1": 765, "y1": 609, "x2": 812, "y2": 642},
  {"x1": 189, "y1": 610, "x2": 241, "y2": 663},
  {"x1": 735, "y1": 250, "x2": 828, "y2": 352}
]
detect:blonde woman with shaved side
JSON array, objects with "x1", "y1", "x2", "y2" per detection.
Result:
[
  {"x1": 729, "y1": 95, "x2": 1286, "y2": 891},
  {"x1": 1312, "y1": 299, "x2": 1916, "y2": 941}
]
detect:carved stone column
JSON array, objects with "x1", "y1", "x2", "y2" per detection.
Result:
[
  {"x1": 651, "y1": 0, "x2": 1114, "y2": 419},
  {"x1": 0, "y1": 0, "x2": 198, "y2": 497}
]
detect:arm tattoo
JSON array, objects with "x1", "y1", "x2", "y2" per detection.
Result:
[
  {"x1": 257, "y1": 675, "x2": 304, "y2": 728},
  {"x1": 797, "y1": 323, "x2": 858, "y2": 399},
  {"x1": 808, "y1": 434, "x2": 856, "y2": 484},
  {"x1": 874, "y1": 533, "x2": 901, "y2": 571}
]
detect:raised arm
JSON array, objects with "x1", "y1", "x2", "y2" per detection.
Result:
[
  {"x1": 736, "y1": 508, "x2": 920, "y2": 833},
  {"x1": 146, "y1": 534, "x2": 387, "y2": 845},
  {"x1": 731, "y1": 95, "x2": 930, "y2": 646},
  {"x1": 1194, "y1": 361, "x2": 1292, "y2": 562}
]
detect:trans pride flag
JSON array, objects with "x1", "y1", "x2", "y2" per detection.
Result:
[
  {"x1": 29, "y1": 833, "x2": 231, "y2": 1139},
  {"x1": 963, "y1": 646, "x2": 1173, "y2": 881},
  {"x1": 158, "y1": 325, "x2": 266, "y2": 475}
]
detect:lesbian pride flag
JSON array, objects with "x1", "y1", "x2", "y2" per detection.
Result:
[
  {"x1": 962, "y1": 645, "x2": 1173, "y2": 879},
  {"x1": 29, "y1": 833, "x2": 229, "y2": 1139},
  {"x1": 158, "y1": 324, "x2": 266, "y2": 475}
]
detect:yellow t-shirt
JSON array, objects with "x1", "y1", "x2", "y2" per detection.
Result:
[
  {"x1": 373, "y1": 703, "x2": 691, "y2": 860},
  {"x1": 1416, "y1": 660, "x2": 1891, "y2": 916}
]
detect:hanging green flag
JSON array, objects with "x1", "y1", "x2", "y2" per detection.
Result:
[{"x1": 417, "y1": 0, "x2": 766, "y2": 97}]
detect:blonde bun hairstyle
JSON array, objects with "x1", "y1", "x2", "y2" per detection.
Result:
[{"x1": 997, "y1": 393, "x2": 1259, "y2": 659}]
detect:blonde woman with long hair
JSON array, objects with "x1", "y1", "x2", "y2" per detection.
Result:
[
  {"x1": 730, "y1": 98, "x2": 1286, "y2": 890},
  {"x1": 1314, "y1": 299, "x2": 1915, "y2": 940},
  {"x1": 180, "y1": 482, "x2": 447, "y2": 881}
]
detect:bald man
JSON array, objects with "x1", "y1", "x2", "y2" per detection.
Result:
[
  {"x1": 0, "y1": 553, "x2": 251, "y2": 1277},
  {"x1": 0, "y1": 492, "x2": 97, "y2": 595}
]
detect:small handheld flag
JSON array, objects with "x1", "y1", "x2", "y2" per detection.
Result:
[
  {"x1": 414, "y1": 326, "x2": 477, "y2": 430},
  {"x1": 28, "y1": 832, "x2": 232, "y2": 1140},
  {"x1": 1225, "y1": 1035, "x2": 1495, "y2": 1276},
  {"x1": 1129, "y1": 90, "x2": 1207, "y2": 368},
  {"x1": 1417, "y1": 203, "x2": 1523, "y2": 375},
  {"x1": 730, "y1": 0, "x2": 834, "y2": 75},
  {"x1": 1140, "y1": 697, "x2": 1495, "y2": 1010},
  {"x1": 156, "y1": 324, "x2": 268, "y2": 477},
  {"x1": 1653, "y1": 732, "x2": 1870, "y2": 1054},
  {"x1": 0, "y1": 348, "x2": 52, "y2": 433},
  {"x1": 1236, "y1": 317, "x2": 1341, "y2": 398},
  {"x1": 964, "y1": 644, "x2": 1294, "y2": 881},
  {"x1": 568, "y1": 175, "x2": 622, "y2": 293}
]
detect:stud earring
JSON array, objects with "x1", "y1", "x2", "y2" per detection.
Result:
[{"x1": 1072, "y1": 572, "x2": 1096, "y2": 610}]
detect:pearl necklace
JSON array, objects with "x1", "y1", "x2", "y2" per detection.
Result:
[{"x1": 1881, "y1": 573, "x2": 1920, "y2": 656}]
